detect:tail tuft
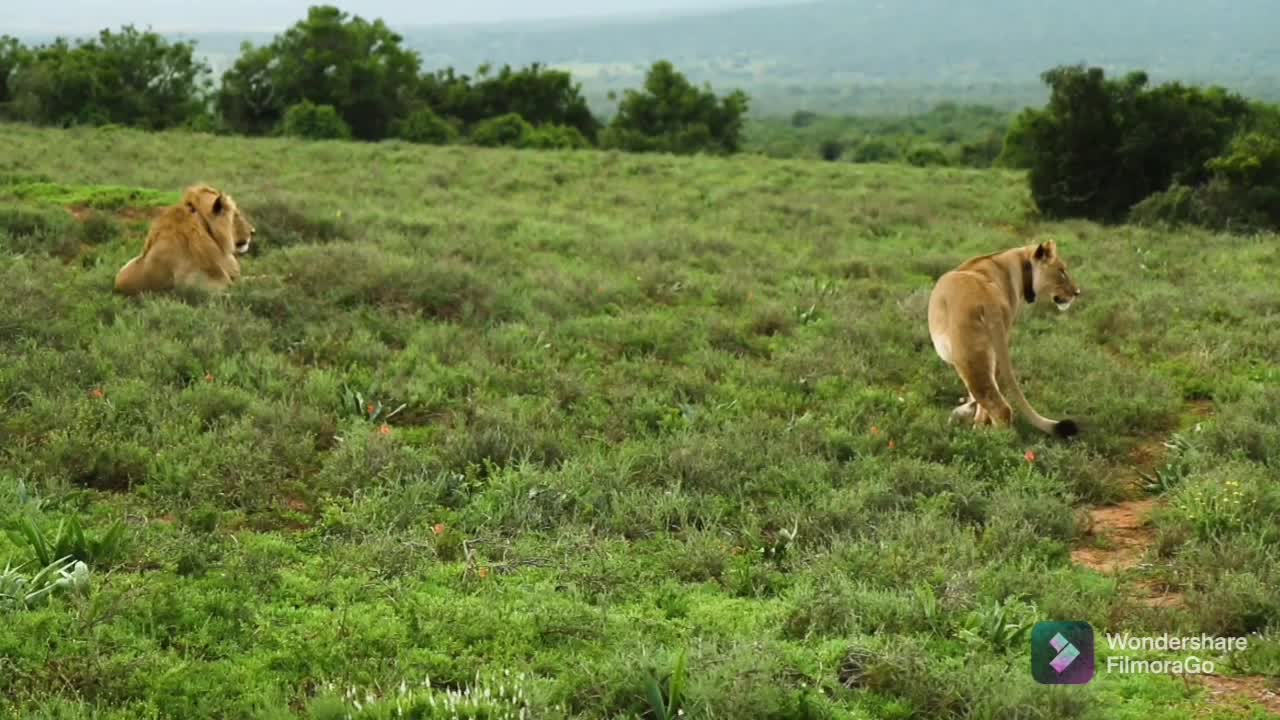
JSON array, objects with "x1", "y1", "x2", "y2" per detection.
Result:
[{"x1": 1054, "y1": 419, "x2": 1080, "y2": 439}]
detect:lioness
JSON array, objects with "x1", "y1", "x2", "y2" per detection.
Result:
[
  {"x1": 114, "y1": 184, "x2": 255, "y2": 295},
  {"x1": 927, "y1": 239, "x2": 1081, "y2": 437}
]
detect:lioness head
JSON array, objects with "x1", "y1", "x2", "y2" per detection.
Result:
[
  {"x1": 1031, "y1": 239, "x2": 1081, "y2": 311},
  {"x1": 185, "y1": 185, "x2": 256, "y2": 255}
]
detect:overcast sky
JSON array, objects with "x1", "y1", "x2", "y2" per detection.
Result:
[{"x1": 8, "y1": 0, "x2": 771, "y2": 33}]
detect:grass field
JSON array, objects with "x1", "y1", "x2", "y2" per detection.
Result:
[{"x1": 1, "y1": 122, "x2": 1278, "y2": 719}]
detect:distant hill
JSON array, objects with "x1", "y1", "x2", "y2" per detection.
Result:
[
  {"x1": 399, "y1": 0, "x2": 1278, "y2": 81},
  {"x1": 17, "y1": 0, "x2": 1280, "y2": 115},
  {"x1": 393, "y1": 0, "x2": 1280, "y2": 113}
]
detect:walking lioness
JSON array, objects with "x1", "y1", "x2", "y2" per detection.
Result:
[{"x1": 927, "y1": 239, "x2": 1081, "y2": 437}]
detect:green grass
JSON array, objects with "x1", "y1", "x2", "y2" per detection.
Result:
[{"x1": 0, "y1": 122, "x2": 1277, "y2": 719}]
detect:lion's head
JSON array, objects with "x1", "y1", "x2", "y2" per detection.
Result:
[
  {"x1": 184, "y1": 184, "x2": 256, "y2": 256},
  {"x1": 1030, "y1": 239, "x2": 1081, "y2": 311}
]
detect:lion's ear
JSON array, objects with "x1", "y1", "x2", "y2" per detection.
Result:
[
  {"x1": 212, "y1": 194, "x2": 225, "y2": 215},
  {"x1": 1034, "y1": 239, "x2": 1057, "y2": 261}
]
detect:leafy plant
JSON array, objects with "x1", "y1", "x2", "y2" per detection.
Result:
[
  {"x1": 11, "y1": 514, "x2": 127, "y2": 568},
  {"x1": 958, "y1": 598, "x2": 1036, "y2": 653},
  {"x1": 1139, "y1": 433, "x2": 1198, "y2": 493},
  {"x1": 0, "y1": 556, "x2": 89, "y2": 609},
  {"x1": 342, "y1": 385, "x2": 406, "y2": 424},
  {"x1": 644, "y1": 649, "x2": 688, "y2": 720}
]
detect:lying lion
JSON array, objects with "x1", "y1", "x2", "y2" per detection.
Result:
[
  {"x1": 927, "y1": 239, "x2": 1082, "y2": 437},
  {"x1": 114, "y1": 184, "x2": 255, "y2": 295}
]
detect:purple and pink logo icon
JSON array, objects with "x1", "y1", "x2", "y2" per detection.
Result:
[{"x1": 1031, "y1": 621, "x2": 1095, "y2": 684}]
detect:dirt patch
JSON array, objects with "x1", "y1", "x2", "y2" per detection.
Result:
[
  {"x1": 1187, "y1": 399, "x2": 1216, "y2": 418},
  {"x1": 1131, "y1": 578, "x2": 1185, "y2": 609},
  {"x1": 1072, "y1": 498, "x2": 1160, "y2": 573},
  {"x1": 1196, "y1": 674, "x2": 1280, "y2": 717}
]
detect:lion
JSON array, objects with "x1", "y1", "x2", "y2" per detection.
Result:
[
  {"x1": 927, "y1": 238, "x2": 1082, "y2": 437},
  {"x1": 113, "y1": 184, "x2": 256, "y2": 295}
]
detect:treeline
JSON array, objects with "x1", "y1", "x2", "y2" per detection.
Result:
[
  {"x1": 746, "y1": 103, "x2": 1009, "y2": 167},
  {"x1": 0, "y1": 6, "x2": 748, "y2": 156},
  {"x1": 1003, "y1": 65, "x2": 1280, "y2": 232}
]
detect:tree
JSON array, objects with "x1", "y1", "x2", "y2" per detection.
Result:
[
  {"x1": 417, "y1": 63, "x2": 600, "y2": 141},
  {"x1": 0, "y1": 36, "x2": 26, "y2": 112},
  {"x1": 602, "y1": 61, "x2": 749, "y2": 155},
  {"x1": 1013, "y1": 65, "x2": 1253, "y2": 223},
  {"x1": 217, "y1": 5, "x2": 421, "y2": 140},
  {"x1": 7, "y1": 27, "x2": 210, "y2": 129}
]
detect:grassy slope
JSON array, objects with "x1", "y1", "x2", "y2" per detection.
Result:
[{"x1": 0, "y1": 123, "x2": 1277, "y2": 719}]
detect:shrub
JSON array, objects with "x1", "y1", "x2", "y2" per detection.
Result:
[
  {"x1": 469, "y1": 113, "x2": 532, "y2": 148},
  {"x1": 522, "y1": 124, "x2": 591, "y2": 150},
  {"x1": 1131, "y1": 132, "x2": 1280, "y2": 231},
  {"x1": 791, "y1": 110, "x2": 819, "y2": 129},
  {"x1": 906, "y1": 144, "x2": 949, "y2": 167},
  {"x1": 852, "y1": 139, "x2": 900, "y2": 163},
  {"x1": 281, "y1": 101, "x2": 352, "y2": 140},
  {"x1": 818, "y1": 139, "x2": 845, "y2": 162},
  {"x1": 394, "y1": 107, "x2": 459, "y2": 145},
  {"x1": 1014, "y1": 65, "x2": 1253, "y2": 223},
  {"x1": 5, "y1": 27, "x2": 211, "y2": 130}
]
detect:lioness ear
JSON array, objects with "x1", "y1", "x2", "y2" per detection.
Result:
[
  {"x1": 211, "y1": 194, "x2": 225, "y2": 215},
  {"x1": 1034, "y1": 239, "x2": 1056, "y2": 261}
]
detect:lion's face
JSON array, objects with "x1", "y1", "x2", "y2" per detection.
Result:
[
  {"x1": 186, "y1": 185, "x2": 256, "y2": 255},
  {"x1": 1032, "y1": 240, "x2": 1081, "y2": 311},
  {"x1": 225, "y1": 195, "x2": 256, "y2": 255}
]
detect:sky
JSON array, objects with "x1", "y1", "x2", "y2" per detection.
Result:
[{"x1": 7, "y1": 0, "x2": 768, "y2": 34}]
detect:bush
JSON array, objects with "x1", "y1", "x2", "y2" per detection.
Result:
[
  {"x1": 818, "y1": 140, "x2": 845, "y2": 162},
  {"x1": 1129, "y1": 184, "x2": 1201, "y2": 228},
  {"x1": 959, "y1": 131, "x2": 1005, "y2": 168},
  {"x1": 1200, "y1": 131, "x2": 1280, "y2": 229},
  {"x1": 852, "y1": 139, "x2": 900, "y2": 163},
  {"x1": 469, "y1": 113, "x2": 532, "y2": 148},
  {"x1": 791, "y1": 110, "x2": 818, "y2": 129},
  {"x1": 281, "y1": 101, "x2": 352, "y2": 140},
  {"x1": 419, "y1": 63, "x2": 600, "y2": 142},
  {"x1": 394, "y1": 108, "x2": 459, "y2": 145},
  {"x1": 1131, "y1": 132, "x2": 1280, "y2": 231},
  {"x1": 1013, "y1": 65, "x2": 1253, "y2": 223},
  {"x1": 6, "y1": 27, "x2": 211, "y2": 129},
  {"x1": 906, "y1": 144, "x2": 949, "y2": 167},
  {"x1": 522, "y1": 124, "x2": 590, "y2": 150}
]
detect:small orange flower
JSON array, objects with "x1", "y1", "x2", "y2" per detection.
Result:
[
  {"x1": 377, "y1": 423, "x2": 392, "y2": 436},
  {"x1": 870, "y1": 425, "x2": 881, "y2": 436},
  {"x1": 90, "y1": 388, "x2": 105, "y2": 399},
  {"x1": 1025, "y1": 450, "x2": 1037, "y2": 463},
  {"x1": 888, "y1": 439, "x2": 896, "y2": 450},
  {"x1": 433, "y1": 523, "x2": 446, "y2": 537},
  {"x1": 204, "y1": 374, "x2": 215, "y2": 383},
  {"x1": 477, "y1": 567, "x2": 490, "y2": 579},
  {"x1": 367, "y1": 403, "x2": 376, "y2": 416}
]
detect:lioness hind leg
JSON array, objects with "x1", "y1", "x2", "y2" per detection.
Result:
[{"x1": 955, "y1": 356, "x2": 1013, "y2": 428}]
